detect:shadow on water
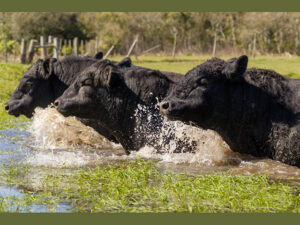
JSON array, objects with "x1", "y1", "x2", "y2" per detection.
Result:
[{"x1": 1, "y1": 107, "x2": 300, "y2": 212}]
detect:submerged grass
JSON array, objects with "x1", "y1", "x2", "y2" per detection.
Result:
[{"x1": 1, "y1": 159, "x2": 300, "y2": 213}]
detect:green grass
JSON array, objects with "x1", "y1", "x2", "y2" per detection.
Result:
[
  {"x1": 111, "y1": 54, "x2": 300, "y2": 78},
  {"x1": 1, "y1": 159, "x2": 300, "y2": 213},
  {"x1": 0, "y1": 55, "x2": 300, "y2": 212},
  {"x1": 0, "y1": 63, "x2": 30, "y2": 129}
]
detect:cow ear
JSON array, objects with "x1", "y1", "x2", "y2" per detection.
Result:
[
  {"x1": 103, "y1": 66, "x2": 122, "y2": 88},
  {"x1": 41, "y1": 58, "x2": 57, "y2": 79},
  {"x1": 94, "y1": 52, "x2": 103, "y2": 60},
  {"x1": 117, "y1": 57, "x2": 132, "y2": 68},
  {"x1": 223, "y1": 55, "x2": 248, "y2": 81}
]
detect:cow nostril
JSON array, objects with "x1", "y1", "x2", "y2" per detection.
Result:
[
  {"x1": 161, "y1": 102, "x2": 170, "y2": 110},
  {"x1": 4, "y1": 104, "x2": 9, "y2": 111},
  {"x1": 54, "y1": 100, "x2": 60, "y2": 107}
]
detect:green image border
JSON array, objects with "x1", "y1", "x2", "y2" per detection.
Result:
[
  {"x1": 1, "y1": 0, "x2": 300, "y2": 224},
  {"x1": 1, "y1": 213, "x2": 300, "y2": 224},
  {"x1": 0, "y1": 0, "x2": 300, "y2": 11}
]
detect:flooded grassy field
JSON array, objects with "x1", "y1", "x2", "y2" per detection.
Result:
[{"x1": 0, "y1": 55, "x2": 300, "y2": 212}]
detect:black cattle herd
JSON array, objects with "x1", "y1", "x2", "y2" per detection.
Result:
[{"x1": 5, "y1": 53, "x2": 300, "y2": 167}]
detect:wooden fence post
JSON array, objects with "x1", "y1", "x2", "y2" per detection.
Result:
[
  {"x1": 20, "y1": 39, "x2": 27, "y2": 64},
  {"x1": 103, "y1": 45, "x2": 115, "y2": 59},
  {"x1": 48, "y1": 35, "x2": 53, "y2": 44},
  {"x1": 73, "y1": 37, "x2": 78, "y2": 56},
  {"x1": 40, "y1": 36, "x2": 47, "y2": 59},
  {"x1": 172, "y1": 31, "x2": 177, "y2": 58},
  {"x1": 53, "y1": 37, "x2": 60, "y2": 59},
  {"x1": 252, "y1": 32, "x2": 257, "y2": 59},
  {"x1": 127, "y1": 36, "x2": 138, "y2": 57},
  {"x1": 80, "y1": 39, "x2": 84, "y2": 55},
  {"x1": 64, "y1": 39, "x2": 67, "y2": 57},
  {"x1": 95, "y1": 37, "x2": 98, "y2": 54},
  {"x1": 27, "y1": 39, "x2": 37, "y2": 63},
  {"x1": 139, "y1": 45, "x2": 161, "y2": 56},
  {"x1": 88, "y1": 41, "x2": 92, "y2": 56}
]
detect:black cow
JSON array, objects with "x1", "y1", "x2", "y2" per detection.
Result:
[
  {"x1": 55, "y1": 59, "x2": 186, "y2": 153},
  {"x1": 5, "y1": 53, "x2": 131, "y2": 143},
  {"x1": 160, "y1": 55, "x2": 300, "y2": 167}
]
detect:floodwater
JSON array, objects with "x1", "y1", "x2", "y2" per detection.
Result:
[{"x1": 1, "y1": 107, "x2": 300, "y2": 212}]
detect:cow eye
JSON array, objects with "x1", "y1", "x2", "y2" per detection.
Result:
[
  {"x1": 82, "y1": 79, "x2": 93, "y2": 86},
  {"x1": 21, "y1": 82, "x2": 33, "y2": 92},
  {"x1": 198, "y1": 78, "x2": 208, "y2": 86}
]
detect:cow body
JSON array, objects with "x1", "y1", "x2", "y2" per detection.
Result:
[
  {"x1": 56, "y1": 59, "x2": 185, "y2": 153},
  {"x1": 160, "y1": 55, "x2": 300, "y2": 167}
]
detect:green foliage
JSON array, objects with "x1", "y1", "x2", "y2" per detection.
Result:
[
  {"x1": 0, "y1": 40, "x2": 18, "y2": 54},
  {"x1": 9, "y1": 12, "x2": 88, "y2": 40},
  {"x1": 61, "y1": 45, "x2": 72, "y2": 55}
]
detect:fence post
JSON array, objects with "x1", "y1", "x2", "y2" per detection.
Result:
[
  {"x1": 27, "y1": 39, "x2": 37, "y2": 63},
  {"x1": 40, "y1": 36, "x2": 47, "y2": 59},
  {"x1": 172, "y1": 31, "x2": 177, "y2": 58},
  {"x1": 252, "y1": 32, "x2": 257, "y2": 59},
  {"x1": 53, "y1": 37, "x2": 60, "y2": 59},
  {"x1": 89, "y1": 41, "x2": 92, "y2": 56},
  {"x1": 80, "y1": 39, "x2": 84, "y2": 55},
  {"x1": 48, "y1": 35, "x2": 53, "y2": 44},
  {"x1": 103, "y1": 45, "x2": 115, "y2": 59},
  {"x1": 127, "y1": 36, "x2": 138, "y2": 57},
  {"x1": 95, "y1": 37, "x2": 98, "y2": 54},
  {"x1": 73, "y1": 37, "x2": 78, "y2": 56},
  {"x1": 59, "y1": 38, "x2": 63, "y2": 54},
  {"x1": 20, "y1": 39, "x2": 27, "y2": 64}
]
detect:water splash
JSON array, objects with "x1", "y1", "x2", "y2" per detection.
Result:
[
  {"x1": 29, "y1": 107, "x2": 118, "y2": 150},
  {"x1": 133, "y1": 104, "x2": 241, "y2": 166}
]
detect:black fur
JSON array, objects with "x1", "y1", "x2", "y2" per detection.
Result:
[
  {"x1": 160, "y1": 55, "x2": 300, "y2": 167},
  {"x1": 5, "y1": 53, "x2": 121, "y2": 143},
  {"x1": 56, "y1": 59, "x2": 185, "y2": 153}
]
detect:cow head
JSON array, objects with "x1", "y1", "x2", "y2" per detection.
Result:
[
  {"x1": 55, "y1": 59, "x2": 127, "y2": 123},
  {"x1": 5, "y1": 58, "x2": 58, "y2": 118},
  {"x1": 160, "y1": 55, "x2": 248, "y2": 127}
]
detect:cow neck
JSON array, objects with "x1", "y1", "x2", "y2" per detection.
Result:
[
  {"x1": 117, "y1": 91, "x2": 147, "y2": 151},
  {"x1": 50, "y1": 74, "x2": 68, "y2": 100},
  {"x1": 215, "y1": 81, "x2": 297, "y2": 157}
]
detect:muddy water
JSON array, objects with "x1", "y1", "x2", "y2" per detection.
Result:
[{"x1": 1, "y1": 107, "x2": 300, "y2": 212}]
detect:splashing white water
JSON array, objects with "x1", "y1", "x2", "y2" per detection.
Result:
[
  {"x1": 29, "y1": 107, "x2": 119, "y2": 150},
  {"x1": 133, "y1": 104, "x2": 241, "y2": 166}
]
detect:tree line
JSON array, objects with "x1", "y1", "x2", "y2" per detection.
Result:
[{"x1": 0, "y1": 12, "x2": 300, "y2": 56}]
